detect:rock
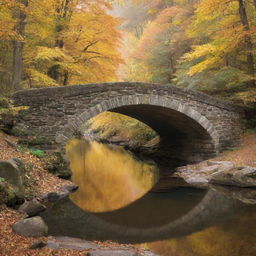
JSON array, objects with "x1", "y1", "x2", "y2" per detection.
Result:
[
  {"x1": 41, "y1": 152, "x2": 71, "y2": 179},
  {"x1": 30, "y1": 241, "x2": 47, "y2": 249},
  {"x1": 0, "y1": 180, "x2": 17, "y2": 205},
  {"x1": 210, "y1": 166, "x2": 256, "y2": 187},
  {"x1": 207, "y1": 160, "x2": 234, "y2": 167},
  {"x1": 38, "y1": 191, "x2": 61, "y2": 202},
  {"x1": 12, "y1": 216, "x2": 48, "y2": 237},
  {"x1": 60, "y1": 184, "x2": 79, "y2": 193},
  {"x1": 57, "y1": 170, "x2": 72, "y2": 180},
  {"x1": 211, "y1": 185, "x2": 256, "y2": 204},
  {"x1": 47, "y1": 192, "x2": 60, "y2": 202},
  {"x1": 143, "y1": 252, "x2": 159, "y2": 256},
  {"x1": 86, "y1": 250, "x2": 139, "y2": 256},
  {"x1": 0, "y1": 158, "x2": 25, "y2": 193},
  {"x1": 46, "y1": 236, "x2": 100, "y2": 251},
  {"x1": 18, "y1": 199, "x2": 46, "y2": 216},
  {"x1": 174, "y1": 163, "x2": 221, "y2": 188},
  {"x1": 174, "y1": 161, "x2": 256, "y2": 189},
  {"x1": 38, "y1": 185, "x2": 78, "y2": 202},
  {"x1": 58, "y1": 185, "x2": 79, "y2": 200}
]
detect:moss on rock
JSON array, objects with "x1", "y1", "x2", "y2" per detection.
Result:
[
  {"x1": 42, "y1": 152, "x2": 71, "y2": 179},
  {"x1": 0, "y1": 179, "x2": 20, "y2": 206}
]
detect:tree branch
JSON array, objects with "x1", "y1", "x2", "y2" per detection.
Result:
[{"x1": 83, "y1": 40, "x2": 100, "y2": 52}]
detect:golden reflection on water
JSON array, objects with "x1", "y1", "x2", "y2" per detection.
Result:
[
  {"x1": 66, "y1": 139, "x2": 159, "y2": 213},
  {"x1": 148, "y1": 207, "x2": 256, "y2": 256}
]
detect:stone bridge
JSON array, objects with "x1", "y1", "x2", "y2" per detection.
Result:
[{"x1": 13, "y1": 82, "x2": 244, "y2": 167}]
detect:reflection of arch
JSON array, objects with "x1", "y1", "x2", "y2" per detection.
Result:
[
  {"x1": 41, "y1": 189, "x2": 243, "y2": 243},
  {"x1": 57, "y1": 95, "x2": 220, "y2": 155}
]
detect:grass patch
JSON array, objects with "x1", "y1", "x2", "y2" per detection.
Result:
[
  {"x1": 28, "y1": 148, "x2": 45, "y2": 158},
  {"x1": 17, "y1": 145, "x2": 45, "y2": 158}
]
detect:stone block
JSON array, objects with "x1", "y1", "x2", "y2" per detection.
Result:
[
  {"x1": 12, "y1": 216, "x2": 48, "y2": 237},
  {"x1": 0, "y1": 158, "x2": 25, "y2": 193}
]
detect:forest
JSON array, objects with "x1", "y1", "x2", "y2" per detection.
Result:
[
  {"x1": 0, "y1": 0, "x2": 256, "y2": 104},
  {"x1": 0, "y1": 1, "x2": 256, "y2": 256}
]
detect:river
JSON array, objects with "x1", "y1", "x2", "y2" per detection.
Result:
[{"x1": 40, "y1": 138, "x2": 256, "y2": 256}]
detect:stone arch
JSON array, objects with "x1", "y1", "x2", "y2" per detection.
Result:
[{"x1": 56, "y1": 94, "x2": 220, "y2": 155}]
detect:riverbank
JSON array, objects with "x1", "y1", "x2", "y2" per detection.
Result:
[{"x1": 214, "y1": 132, "x2": 256, "y2": 167}]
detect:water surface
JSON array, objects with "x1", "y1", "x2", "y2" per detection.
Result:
[
  {"x1": 66, "y1": 139, "x2": 159, "y2": 212},
  {"x1": 40, "y1": 138, "x2": 256, "y2": 255}
]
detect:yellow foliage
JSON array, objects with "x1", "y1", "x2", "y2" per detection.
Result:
[
  {"x1": 83, "y1": 111, "x2": 158, "y2": 145},
  {"x1": 236, "y1": 88, "x2": 256, "y2": 103},
  {"x1": 62, "y1": 2, "x2": 123, "y2": 83},
  {"x1": 25, "y1": 69, "x2": 59, "y2": 87},
  {"x1": 0, "y1": 1, "x2": 19, "y2": 40},
  {"x1": 188, "y1": 57, "x2": 222, "y2": 76},
  {"x1": 0, "y1": 0, "x2": 123, "y2": 88},
  {"x1": 36, "y1": 47, "x2": 73, "y2": 63},
  {"x1": 183, "y1": 44, "x2": 217, "y2": 61},
  {"x1": 182, "y1": 0, "x2": 255, "y2": 81}
]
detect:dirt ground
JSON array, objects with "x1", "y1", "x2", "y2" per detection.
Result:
[{"x1": 215, "y1": 132, "x2": 256, "y2": 167}]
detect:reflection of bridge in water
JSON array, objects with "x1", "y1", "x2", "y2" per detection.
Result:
[{"x1": 40, "y1": 189, "x2": 245, "y2": 243}]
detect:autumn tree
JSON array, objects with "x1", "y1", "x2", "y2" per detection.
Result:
[
  {"x1": 117, "y1": 0, "x2": 195, "y2": 83},
  {"x1": 0, "y1": 0, "x2": 23, "y2": 92},
  {"x1": 176, "y1": 0, "x2": 256, "y2": 102},
  {"x1": 238, "y1": 0, "x2": 254, "y2": 77},
  {"x1": 12, "y1": 0, "x2": 28, "y2": 91},
  {"x1": 0, "y1": 0, "x2": 122, "y2": 92},
  {"x1": 1, "y1": 0, "x2": 255, "y2": 104}
]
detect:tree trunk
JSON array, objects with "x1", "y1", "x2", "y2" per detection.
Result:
[
  {"x1": 47, "y1": 65, "x2": 62, "y2": 84},
  {"x1": 12, "y1": 0, "x2": 28, "y2": 91},
  {"x1": 238, "y1": 0, "x2": 254, "y2": 78},
  {"x1": 169, "y1": 55, "x2": 176, "y2": 80},
  {"x1": 48, "y1": 0, "x2": 71, "y2": 85},
  {"x1": 63, "y1": 71, "x2": 69, "y2": 85}
]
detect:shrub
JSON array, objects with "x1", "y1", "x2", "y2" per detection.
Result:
[
  {"x1": 28, "y1": 148, "x2": 45, "y2": 158},
  {"x1": 0, "y1": 97, "x2": 10, "y2": 108}
]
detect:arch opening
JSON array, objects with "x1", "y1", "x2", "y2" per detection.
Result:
[
  {"x1": 109, "y1": 104, "x2": 216, "y2": 170},
  {"x1": 59, "y1": 94, "x2": 220, "y2": 176}
]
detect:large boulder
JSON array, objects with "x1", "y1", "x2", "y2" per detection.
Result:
[
  {"x1": 12, "y1": 216, "x2": 48, "y2": 237},
  {"x1": 0, "y1": 158, "x2": 25, "y2": 194},
  {"x1": 210, "y1": 166, "x2": 256, "y2": 187},
  {"x1": 174, "y1": 161, "x2": 256, "y2": 188}
]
